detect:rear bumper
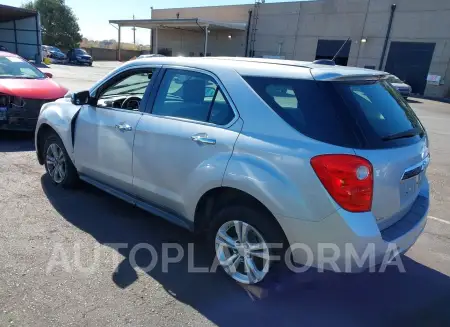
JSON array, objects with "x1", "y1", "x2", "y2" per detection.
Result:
[{"x1": 277, "y1": 180, "x2": 429, "y2": 273}]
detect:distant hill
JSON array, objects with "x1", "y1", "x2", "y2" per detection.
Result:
[{"x1": 80, "y1": 38, "x2": 150, "y2": 51}]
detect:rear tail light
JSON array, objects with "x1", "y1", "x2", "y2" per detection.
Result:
[{"x1": 310, "y1": 154, "x2": 373, "y2": 212}]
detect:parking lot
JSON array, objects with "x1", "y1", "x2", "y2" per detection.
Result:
[{"x1": 0, "y1": 62, "x2": 449, "y2": 326}]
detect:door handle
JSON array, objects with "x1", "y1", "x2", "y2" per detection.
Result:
[
  {"x1": 115, "y1": 123, "x2": 133, "y2": 132},
  {"x1": 191, "y1": 133, "x2": 216, "y2": 145}
]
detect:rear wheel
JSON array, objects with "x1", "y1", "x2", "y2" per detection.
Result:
[
  {"x1": 209, "y1": 204, "x2": 287, "y2": 284},
  {"x1": 43, "y1": 133, "x2": 78, "y2": 188}
]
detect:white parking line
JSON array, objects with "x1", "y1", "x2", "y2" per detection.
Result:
[{"x1": 429, "y1": 216, "x2": 450, "y2": 225}]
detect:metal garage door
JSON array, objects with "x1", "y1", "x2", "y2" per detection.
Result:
[
  {"x1": 315, "y1": 39, "x2": 351, "y2": 66},
  {"x1": 385, "y1": 42, "x2": 435, "y2": 95}
]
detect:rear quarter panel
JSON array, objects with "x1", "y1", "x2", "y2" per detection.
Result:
[
  {"x1": 223, "y1": 132, "x2": 355, "y2": 222},
  {"x1": 216, "y1": 71, "x2": 355, "y2": 221}
]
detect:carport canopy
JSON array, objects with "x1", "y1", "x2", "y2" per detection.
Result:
[
  {"x1": 0, "y1": 4, "x2": 41, "y2": 62},
  {"x1": 108, "y1": 18, "x2": 247, "y2": 59},
  {"x1": 0, "y1": 5, "x2": 37, "y2": 22}
]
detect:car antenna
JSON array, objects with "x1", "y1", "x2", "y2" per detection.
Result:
[{"x1": 332, "y1": 37, "x2": 351, "y2": 62}]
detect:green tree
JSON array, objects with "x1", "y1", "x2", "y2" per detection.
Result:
[{"x1": 23, "y1": 0, "x2": 82, "y2": 48}]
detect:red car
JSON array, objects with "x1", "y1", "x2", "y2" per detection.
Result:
[{"x1": 0, "y1": 51, "x2": 68, "y2": 131}]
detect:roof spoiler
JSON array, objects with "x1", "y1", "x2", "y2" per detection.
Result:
[{"x1": 311, "y1": 71, "x2": 389, "y2": 82}]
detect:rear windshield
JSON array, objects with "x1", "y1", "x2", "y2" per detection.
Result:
[{"x1": 243, "y1": 76, "x2": 424, "y2": 149}]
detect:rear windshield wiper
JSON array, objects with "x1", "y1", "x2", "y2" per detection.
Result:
[{"x1": 382, "y1": 128, "x2": 423, "y2": 141}]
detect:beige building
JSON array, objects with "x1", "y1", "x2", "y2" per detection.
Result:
[{"x1": 111, "y1": 0, "x2": 450, "y2": 98}]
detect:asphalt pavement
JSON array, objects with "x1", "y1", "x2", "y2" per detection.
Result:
[{"x1": 0, "y1": 62, "x2": 449, "y2": 327}]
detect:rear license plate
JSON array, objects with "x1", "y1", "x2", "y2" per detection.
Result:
[
  {"x1": 0, "y1": 107, "x2": 7, "y2": 121},
  {"x1": 401, "y1": 172, "x2": 423, "y2": 197}
]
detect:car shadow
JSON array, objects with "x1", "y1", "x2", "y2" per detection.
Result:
[
  {"x1": 408, "y1": 98, "x2": 423, "y2": 104},
  {"x1": 0, "y1": 131, "x2": 35, "y2": 152},
  {"x1": 62, "y1": 62, "x2": 93, "y2": 67},
  {"x1": 41, "y1": 175, "x2": 450, "y2": 327}
]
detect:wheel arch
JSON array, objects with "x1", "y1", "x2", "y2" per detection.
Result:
[
  {"x1": 194, "y1": 186, "x2": 287, "y2": 242},
  {"x1": 36, "y1": 123, "x2": 57, "y2": 165},
  {"x1": 36, "y1": 103, "x2": 81, "y2": 165}
]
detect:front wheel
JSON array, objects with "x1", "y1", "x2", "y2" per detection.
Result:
[
  {"x1": 210, "y1": 205, "x2": 287, "y2": 285},
  {"x1": 43, "y1": 133, "x2": 78, "y2": 188}
]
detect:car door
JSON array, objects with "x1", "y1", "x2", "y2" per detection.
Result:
[
  {"x1": 73, "y1": 66, "x2": 161, "y2": 194},
  {"x1": 133, "y1": 67, "x2": 242, "y2": 220}
]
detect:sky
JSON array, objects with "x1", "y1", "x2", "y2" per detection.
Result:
[{"x1": 3, "y1": 0, "x2": 297, "y2": 44}]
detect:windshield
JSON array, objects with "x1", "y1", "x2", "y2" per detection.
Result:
[
  {"x1": 0, "y1": 56, "x2": 46, "y2": 79},
  {"x1": 385, "y1": 75, "x2": 403, "y2": 84},
  {"x1": 75, "y1": 49, "x2": 87, "y2": 55}
]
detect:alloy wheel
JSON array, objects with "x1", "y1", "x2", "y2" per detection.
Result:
[
  {"x1": 46, "y1": 143, "x2": 66, "y2": 184},
  {"x1": 215, "y1": 220, "x2": 270, "y2": 284}
]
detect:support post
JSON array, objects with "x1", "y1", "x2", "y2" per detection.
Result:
[
  {"x1": 154, "y1": 26, "x2": 158, "y2": 54},
  {"x1": 35, "y1": 13, "x2": 42, "y2": 63},
  {"x1": 13, "y1": 20, "x2": 18, "y2": 54},
  {"x1": 118, "y1": 25, "x2": 121, "y2": 61},
  {"x1": 204, "y1": 26, "x2": 208, "y2": 57},
  {"x1": 379, "y1": 4, "x2": 397, "y2": 70}
]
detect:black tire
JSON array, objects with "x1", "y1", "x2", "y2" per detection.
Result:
[
  {"x1": 209, "y1": 204, "x2": 288, "y2": 284},
  {"x1": 43, "y1": 132, "x2": 78, "y2": 188}
]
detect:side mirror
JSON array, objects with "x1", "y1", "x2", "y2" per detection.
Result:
[
  {"x1": 45, "y1": 72, "x2": 53, "y2": 78},
  {"x1": 71, "y1": 90, "x2": 93, "y2": 105}
]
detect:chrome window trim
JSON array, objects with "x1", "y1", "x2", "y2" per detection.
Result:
[{"x1": 142, "y1": 64, "x2": 240, "y2": 129}]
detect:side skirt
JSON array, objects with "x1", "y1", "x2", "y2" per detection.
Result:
[{"x1": 79, "y1": 174, "x2": 194, "y2": 231}]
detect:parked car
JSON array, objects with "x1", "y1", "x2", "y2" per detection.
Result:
[
  {"x1": 386, "y1": 74, "x2": 412, "y2": 98},
  {"x1": 45, "y1": 46, "x2": 67, "y2": 63},
  {"x1": 41, "y1": 45, "x2": 51, "y2": 58},
  {"x1": 67, "y1": 48, "x2": 93, "y2": 66},
  {"x1": 0, "y1": 51, "x2": 68, "y2": 131},
  {"x1": 35, "y1": 57, "x2": 430, "y2": 284}
]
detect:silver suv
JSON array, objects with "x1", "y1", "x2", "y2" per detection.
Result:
[{"x1": 35, "y1": 57, "x2": 430, "y2": 285}]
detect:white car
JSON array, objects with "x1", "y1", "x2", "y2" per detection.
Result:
[
  {"x1": 35, "y1": 57, "x2": 429, "y2": 284},
  {"x1": 386, "y1": 74, "x2": 412, "y2": 98},
  {"x1": 41, "y1": 45, "x2": 51, "y2": 59}
]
